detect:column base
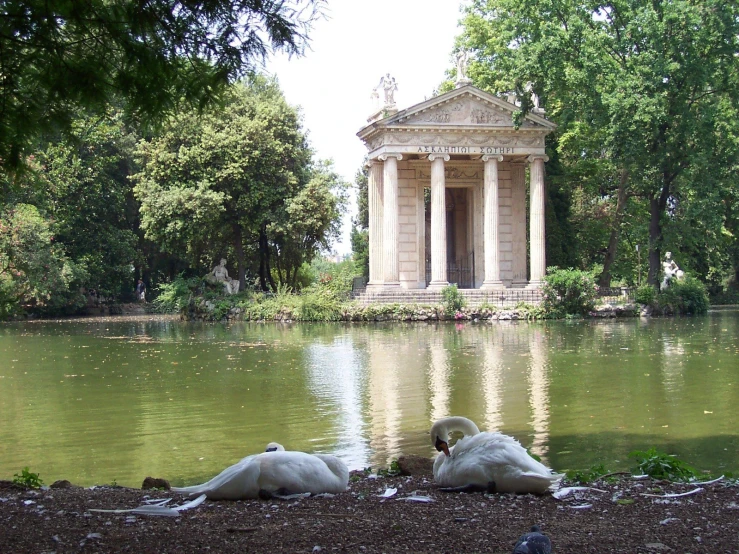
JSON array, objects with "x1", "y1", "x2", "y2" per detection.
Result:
[
  {"x1": 426, "y1": 281, "x2": 450, "y2": 291},
  {"x1": 480, "y1": 280, "x2": 506, "y2": 290},
  {"x1": 366, "y1": 281, "x2": 385, "y2": 292},
  {"x1": 381, "y1": 281, "x2": 401, "y2": 290},
  {"x1": 525, "y1": 280, "x2": 544, "y2": 290}
]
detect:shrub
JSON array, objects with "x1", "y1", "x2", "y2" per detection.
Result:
[
  {"x1": 541, "y1": 267, "x2": 597, "y2": 316},
  {"x1": 441, "y1": 284, "x2": 465, "y2": 316},
  {"x1": 657, "y1": 276, "x2": 709, "y2": 315},
  {"x1": 629, "y1": 448, "x2": 698, "y2": 481},
  {"x1": 13, "y1": 467, "x2": 43, "y2": 489},
  {"x1": 565, "y1": 464, "x2": 610, "y2": 485},
  {"x1": 298, "y1": 286, "x2": 343, "y2": 321},
  {"x1": 634, "y1": 284, "x2": 657, "y2": 306},
  {"x1": 152, "y1": 275, "x2": 202, "y2": 313}
]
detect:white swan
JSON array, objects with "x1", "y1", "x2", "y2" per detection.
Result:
[
  {"x1": 172, "y1": 442, "x2": 349, "y2": 500},
  {"x1": 430, "y1": 416, "x2": 563, "y2": 494}
]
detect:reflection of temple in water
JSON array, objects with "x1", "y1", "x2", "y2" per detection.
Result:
[{"x1": 360, "y1": 324, "x2": 553, "y2": 467}]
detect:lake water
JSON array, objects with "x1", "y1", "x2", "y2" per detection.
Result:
[{"x1": 1, "y1": 310, "x2": 737, "y2": 487}]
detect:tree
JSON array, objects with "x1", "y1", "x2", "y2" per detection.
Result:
[
  {"x1": 0, "y1": 204, "x2": 86, "y2": 317},
  {"x1": 270, "y1": 161, "x2": 348, "y2": 289},
  {"x1": 459, "y1": 0, "x2": 739, "y2": 286},
  {"x1": 34, "y1": 111, "x2": 142, "y2": 298},
  {"x1": 133, "y1": 77, "x2": 343, "y2": 292},
  {"x1": 350, "y1": 163, "x2": 369, "y2": 278},
  {"x1": 0, "y1": 0, "x2": 323, "y2": 170}
]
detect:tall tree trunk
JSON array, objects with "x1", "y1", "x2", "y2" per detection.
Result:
[
  {"x1": 258, "y1": 227, "x2": 269, "y2": 291},
  {"x1": 233, "y1": 224, "x2": 246, "y2": 292},
  {"x1": 647, "y1": 177, "x2": 672, "y2": 286},
  {"x1": 599, "y1": 169, "x2": 629, "y2": 287}
]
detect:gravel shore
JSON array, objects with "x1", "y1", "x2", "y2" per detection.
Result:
[{"x1": 1, "y1": 463, "x2": 737, "y2": 553}]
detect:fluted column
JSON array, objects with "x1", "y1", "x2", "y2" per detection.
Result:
[
  {"x1": 481, "y1": 154, "x2": 505, "y2": 289},
  {"x1": 427, "y1": 154, "x2": 450, "y2": 289},
  {"x1": 527, "y1": 155, "x2": 548, "y2": 288},
  {"x1": 379, "y1": 153, "x2": 402, "y2": 287},
  {"x1": 367, "y1": 160, "x2": 384, "y2": 287},
  {"x1": 510, "y1": 163, "x2": 527, "y2": 288}
]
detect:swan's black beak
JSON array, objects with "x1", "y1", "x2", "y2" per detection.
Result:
[
  {"x1": 434, "y1": 437, "x2": 450, "y2": 457},
  {"x1": 265, "y1": 446, "x2": 278, "y2": 452}
]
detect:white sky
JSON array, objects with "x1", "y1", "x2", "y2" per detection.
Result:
[{"x1": 267, "y1": 0, "x2": 465, "y2": 255}]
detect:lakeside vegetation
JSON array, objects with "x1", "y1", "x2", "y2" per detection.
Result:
[{"x1": 149, "y1": 265, "x2": 710, "y2": 322}]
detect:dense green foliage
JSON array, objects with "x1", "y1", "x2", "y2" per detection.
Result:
[
  {"x1": 455, "y1": 0, "x2": 739, "y2": 294},
  {"x1": 629, "y1": 448, "x2": 698, "y2": 482},
  {"x1": 351, "y1": 164, "x2": 370, "y2": 278},
  {"x1": 0, "y1": 204, "x2": 85, "y2": 317},
  {"x1": 657, "y1": 277, "x2": 710, "y2": 315},
  {"x1": 0, "y1": 0, "x2": 323, "y2": 170},
  {"x1": 634, "y1": 285, "x2": 657, "y2": 306},
  {"x1": 541, "y1": 267, "x2": 597, "y2": 316},
  {"x1": 134, "y1": 78, "x2": 346, "y2": 293}
]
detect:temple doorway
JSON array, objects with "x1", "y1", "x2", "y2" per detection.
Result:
[{"x1": 425, "y1": 187, "x2": 476, "y2": 288}]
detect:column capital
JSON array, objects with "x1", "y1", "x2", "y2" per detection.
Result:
[
  {"x1": 527, "y1": 154, "x2": 549, "y2": 163},
  {"x1": 365, "y1": 158, "x2": 383, "y2": 169},
  {"x1": 427, "y1": 153, "x2": 450, "y2": 162},
  {"x1": 378, "y1": 153, "x2": 403, "y2": 162},
  {"x1": 482, "y1": 154, "x2": 504, "y2": 163}
]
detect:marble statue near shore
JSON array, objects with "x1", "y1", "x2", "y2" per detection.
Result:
[
  {"x1": 661, "y1": 251, "x2": 684, "y2": 290},
  {"x1": 206, "y1": 258, "x2": 240, "y2": 295}
]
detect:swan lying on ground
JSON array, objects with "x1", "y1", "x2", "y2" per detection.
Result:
[
  {"x1": 430, "y1": 416, "x2": 563, "y2": 494},
  {"x1": 172, "y1": 442, "x2": 349, "y2": 500}
]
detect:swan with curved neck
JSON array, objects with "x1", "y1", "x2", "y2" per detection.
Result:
[
  {"x1": 172, "y1": 442, "x2": 349, "y2": 500},
  {"x1": 430, "y1": 416, "x2": 562, "y2": 494}
]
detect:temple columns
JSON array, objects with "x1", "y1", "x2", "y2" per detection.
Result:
[
  {"x1": 481, "y1": 154, "x2": 505, "y2": 289},
  {"x1": 427, "y1": 153, "x2": 450, "y2": 289},
  {"x1": 379, "y1": 153, "x2": 402, "y2": 287},
  {"x1": 527, "y1": 155, "x2": 548, "y2": 287},
  {"x1": 367, "y1": 160, "x2": 384, "y2": 287}
]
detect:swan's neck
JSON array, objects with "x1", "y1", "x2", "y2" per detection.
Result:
[{"x1": 432, "y1": 416, "x2": 481, "y2": 442}]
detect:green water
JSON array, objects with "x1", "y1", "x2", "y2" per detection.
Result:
[{"x1": 1, "y1": 311, "x2": 737, "y2": 487}]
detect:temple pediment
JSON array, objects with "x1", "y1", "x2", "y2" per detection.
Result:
[
  {"x1": 357, "y1": 85, "x2": 554, "y2": 159},
  {"x1": 360, "y1": 85, "x2": 555, "y2": 134}
]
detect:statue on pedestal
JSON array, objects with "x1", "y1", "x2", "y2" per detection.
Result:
[
  {"x1": 207, "y1": 258, "x2": 240, "y2": 295},
  {"x1": 455, "y1": 50, "x2": 472, "y2": 87},
  {"x1": 374, "y1": 73, "x2": 397, "y2": 107},
  {"x1": 661, "y1": 251, "x2": 684, "y2": 290}
]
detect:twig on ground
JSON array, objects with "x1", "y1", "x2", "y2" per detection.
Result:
[{"x1": 641, "y1": 488, "x2": 704, "y2": 498}]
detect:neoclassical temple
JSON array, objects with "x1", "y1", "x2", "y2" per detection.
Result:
[{"x1": 357, "y1": 80, "x2": 555, "y2": 291}]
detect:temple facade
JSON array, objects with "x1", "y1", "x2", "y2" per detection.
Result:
[{"x1": 357, "y1": 83, "x2": 555, "y2": 291}]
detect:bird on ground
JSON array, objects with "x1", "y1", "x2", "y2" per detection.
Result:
[
  {"x1": 430, "y1": 416, "x2": 563, "y2": 494},
  {"x1": 171, "y1": 442, "x2": 349, "y2": 500},
  {"x1": 513, "y1": 525, "x2": 552, "y2": 554}
]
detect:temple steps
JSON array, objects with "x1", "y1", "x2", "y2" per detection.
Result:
[{"x1": 352, "y1": 288, "x2": 542, "y2": 307}]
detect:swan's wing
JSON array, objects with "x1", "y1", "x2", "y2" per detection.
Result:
[
  {"x1": 436, "y1": 433, "x2": 562, "y2": 492},
  {"x1": 172, "y1": 455, "x2": 261, "y2": 500},
  {"x1": 258, "y1": 452, "x2": 348, "y2": 494}
]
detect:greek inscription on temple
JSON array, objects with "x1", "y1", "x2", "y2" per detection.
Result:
[{"x1": 417, "y1": 145, "x2": 515, "y2": 154}]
